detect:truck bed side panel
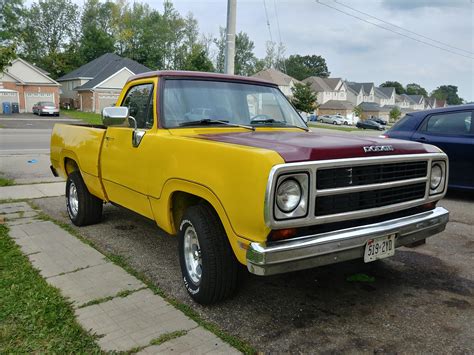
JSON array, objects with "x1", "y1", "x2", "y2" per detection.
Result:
[{"x1": 51, "y1": 123, "x2": 107, "y2": 200}]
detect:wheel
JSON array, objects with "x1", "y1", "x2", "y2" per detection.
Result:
[
  {"x1": 344, "y1": 121, "x2": 348, "y2": 125},
  {"x1": 333, "y1": 121, "x2": 337, "y2": 125},
  {"x1": 66, "y1": 171, "x2": 103, "y2": 226},
  {"x1": 178, "y1": 204, "x2": 240, "y2": 304}
]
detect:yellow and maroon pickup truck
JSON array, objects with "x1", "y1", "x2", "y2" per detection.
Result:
[{"x1": 50, "y1": 71, "x2": 449, "y2": 304}]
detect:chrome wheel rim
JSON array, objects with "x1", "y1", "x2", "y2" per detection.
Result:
[
  {"x1": 183, "y1": 225, "x2": 202, "y2": 285},
  {"x1": 68, "y1": 182, "x2": 79, "y2": 217}
]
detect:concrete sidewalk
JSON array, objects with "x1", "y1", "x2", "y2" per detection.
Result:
[
  {"x1": 0, "y1": 182, "x2": 65, "y2": 200},
  {"x1": 1, "y1": 202, "x2": 240, "y2": 354}
]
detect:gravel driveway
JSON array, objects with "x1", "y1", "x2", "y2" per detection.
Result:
[{"x1": 34, "y1": 193, "x2": 474, "y2": 354}]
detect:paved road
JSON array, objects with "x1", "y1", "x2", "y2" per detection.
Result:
[
  {"x1": 0, "y1": 114, "x2": 77, "y2": 183},
  {"x1": 35, "y1": 192, "x2": 474, "y2": 354}
]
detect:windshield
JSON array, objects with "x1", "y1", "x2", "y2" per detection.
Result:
[{"x1": 162, "y1": 79, "x2": 306, "y2": 129}]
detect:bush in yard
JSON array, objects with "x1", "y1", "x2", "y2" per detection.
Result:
[{"x1": 389, "y1": 106, "x2": 402, "y2": 122}]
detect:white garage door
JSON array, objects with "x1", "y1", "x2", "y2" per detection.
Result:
[
  {"x1": 0, "y1": 91, "x2": 19, "y2": 113},
  {"x1": 25, "y1": 92, "x2": 55, "y2": 113}
]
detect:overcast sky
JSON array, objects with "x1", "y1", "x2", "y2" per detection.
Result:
[{"x1": 27, "y1": 0, "x2": 474, "y2": 101}]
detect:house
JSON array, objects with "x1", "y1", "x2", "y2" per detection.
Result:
[
  {"x1": 358, "y1": 102, "x2": 391, "y2": 120},
  {"x1": 57, "y1": 53, "x2": 151, "y2": 113},
  {"x1": 0, "y1": 58, "x2": 61, "y2": 113},
  {"x1": 318, "y1": 100, "x2": 356, "y2": 122},
  {"x1": 346, "y1": 82, "x2": 376, "y2": 105},
  {"x1": 403, "y1": 94, "x2": 425, "y2": 110},
  {"x1": 303, "y1": 77, "x2": 348, "y2": 104},
  {"x1": 374, "y1": 87, "x2": 396, "y2": 107},
  {"x1": 395, "y1": 94, "x2": 411, "y2": 110},
  {"x1": 252, "y1": 68, "x2": 300, "y2": 97},
  {"x1": 426, "y1": 97, "x2": 447, "y2": 109}
]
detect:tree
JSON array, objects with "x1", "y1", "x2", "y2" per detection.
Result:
[
  {"x1": 183, "y1": 44, "x2": 214, "y2": 72},
  {"x1": 353, "y1": 105, "x2": 363, "y2": 118},
  {"x1": 0, "y1": 45, "x2": 17, "y2": 72},
  {"x1": 389, "y1": 106, "x2": 402, "y2": 122},
  {"x1": 380, "y1": 81, "x2": 405, "y2": 95},
  {"x1": 284, "y1": 54, "x2": 329, "y2": 81},
  {"x1": 214, "y1": 28, "x2": 257, "y2": 75},
  {"x1": 21, "y1": 0, "x2": 80, "y2": 77},
  {"x1": 0, "y1": 0, "x2": 25, "y2": 71},
  {"x1": 291, "y1": 83, "x2": 316, "y2": 113},
  {"x1": 79, "y1": 0, "x2": 116, "y2": 63},
  {"x1": 405, "y1": 83, "x2": 427, "y2": 96},
  {"x1": 431, "y1": 85, "x2": 463, "y2": 105}
]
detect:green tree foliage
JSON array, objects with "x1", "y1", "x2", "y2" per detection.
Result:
[
  {"x1": 21, "y1": 0, "x2": 80, "y2": 77},
  {"x1": 183, "y1": 44, "x2": 214, "y2": 72},
  {"x1": 389, "y1": 106, "x2": 402, "y2": 122},
  {"x1": 353, "y1": 105, "x2": 363, "y2": 117},
  {"x1": 380, "y1": 81, "x2": 405, "y2": 95},
  {"x1": 405, "y1": 83, "x2": 427, "y2": 96},
  {"x1": 284, "y1": 55, "x2": 330, "y2": 81},
  {"x1": 291, "y1": 83, "x2": 316, "y2": 113},
  {"x1": 214, "y1": 28, "x2": 258, "y2": 75},
  {"x1": 431, "y1": 85, "x2": 463, "y2": 105},
  {"x1": 0, "y1": 0, "x2": 25, "y2": 71},
  {"x1": 79, "y1": 0, "x2": 116, "y2": 63},
  {"x1": 0, "y1": 45, "x2": 17, "y2": 72}
]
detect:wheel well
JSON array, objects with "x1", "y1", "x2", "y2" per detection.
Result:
[
  {"x1": 171, "y1": 191, "x2": 208, "y2": 233},
  {"x1": 64, "y1": 158, "x2": 79, "y2": 176}
]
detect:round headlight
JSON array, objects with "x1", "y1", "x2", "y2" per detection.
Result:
[
  {"x1": 276, "y1": 179, "x2": 302, "y2": 212},
  {"x1": 430, "y1": 164, "x2": 442, "y2": 189}
]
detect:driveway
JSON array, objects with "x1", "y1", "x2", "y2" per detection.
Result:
[{"x1": 34, "y1": 192, "x2": 474, "y2": 354}]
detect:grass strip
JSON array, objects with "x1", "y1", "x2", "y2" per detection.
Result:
[
  {"x1": 60, "y1": 109, "x2": 102, "y2": 125},
  {"x1": 78, "y1": 287, "x2": 147, "y2": 309},
  {"x1": 149, "y1": 330, "x2": 188, "y2": 346},
  {"x1": 0, "y1": 176, "x2": 14, "y2": 187},
  {"x1": 0, "y1": 225, "x2": 102, "y2": 353},
  {"x1": 35, "y1": 209, "x2": 257, "y2": 354}
]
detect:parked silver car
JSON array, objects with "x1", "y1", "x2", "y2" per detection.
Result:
[
  {"x1": 33, "y1": 101, "x2": 59, "y2": 116},
  {"x1": 320, "y1": 114, "x2": 344, "y2": 125}
]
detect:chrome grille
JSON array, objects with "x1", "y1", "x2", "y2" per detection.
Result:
[
  {"x1": 315, "y1": 182, "x2": 426, "y2": 216},
  {"x1": 316, "y1": 161, "x2": 428, "y2": 189}
]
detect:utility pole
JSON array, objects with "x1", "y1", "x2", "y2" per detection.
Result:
[{"x1": 224, "y1": 0, "x2": 237, "y2": 75}]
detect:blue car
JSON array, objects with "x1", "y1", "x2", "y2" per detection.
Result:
[{"x1": 385, "y1": 105, "x2": 474, "y2": 190}]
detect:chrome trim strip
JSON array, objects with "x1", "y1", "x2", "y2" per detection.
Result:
[
  {"x1": 315, "y1": 176, "x2": 428, "y2": 196},
  {"x1": 264, "y1": 153, "x2": 448, "y2": 229},
  {"x1": 248, "y1": 207, "x2": 449, "y2": 275}
]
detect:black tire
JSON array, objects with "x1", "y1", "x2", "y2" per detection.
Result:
[
  {"x1": 178, "y1": 204, "x2": 240, "y2": 304},
  {"x1": 66, "y1": 170, "x2": 103, "y2": 226},
  {"x1": 333, "y1": 121, "x2": 337, "y2": 125}
]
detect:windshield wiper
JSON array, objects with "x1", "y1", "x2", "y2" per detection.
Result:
[
  {"x1": 179, "y1": 119, "x2": 255, "y2": 131},
  {"x1": 250, "y1": 117, "x2": 309, "y2": 132}
]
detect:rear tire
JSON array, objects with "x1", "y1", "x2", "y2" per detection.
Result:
[
  {"x1": 66, "y1": 171, "x2": 103, "y2": 226},
  {"x1": 178, "y1": 204, "x2": 240, "y2": 304}
]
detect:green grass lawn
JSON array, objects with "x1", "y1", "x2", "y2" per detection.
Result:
[
  {"x1": 60, "y1": 109, "x2": 102, "y2": 125},
  {"x1": 0, "y1": 175, "x2": 14, "y2": 187},
  {"x1": 0, "y1": 225, "x2": 101, "y2": 353},
  {"x1": 308, "y1": 122, "x2": 360, "y2": 132}
]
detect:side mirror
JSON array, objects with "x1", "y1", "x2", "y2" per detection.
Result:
[{"x1": 102, "y1": 106, "x2": 129, "y2": 126}]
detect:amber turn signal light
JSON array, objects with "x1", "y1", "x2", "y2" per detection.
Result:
[{"x1": 268, "y1": 228, "x2": 297, "y2": 241}]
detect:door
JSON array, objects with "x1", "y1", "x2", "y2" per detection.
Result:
[
  {"x1": 100, "y1": 80, "x2": 157, "y2": 218},
  {"x1": 25, "y1": 92, "x2": 54, "y2": 113},
  {"x1": 412, "y1": 110, "x2": 474, "y2": 188}
]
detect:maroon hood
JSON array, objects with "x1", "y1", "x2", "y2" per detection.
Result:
[{"x1": 198, "y1": 131, "x2": 439, "y2": 163}]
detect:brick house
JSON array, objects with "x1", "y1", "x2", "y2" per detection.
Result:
[
  {"x1": 57, "y1": 53, "x2": 150, "y2": 113},
  {"x1": 0, "y1": 58, "x2": 60, "y2": 113}
]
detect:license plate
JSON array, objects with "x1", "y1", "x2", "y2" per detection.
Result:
[{"x1": 364, "y1": 234, "x2": 396, "y2": 263}]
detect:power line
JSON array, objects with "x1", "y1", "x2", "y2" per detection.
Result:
[
  {"x1": 333, "y1": 0, "x2": 474, "y2": 55},
  {"x1": 273, "y1": 0, "x2": 287, "y2": 72},
  {"x1": 315, "y1": 0, "x2": 474, "y2": 60},
  {"x1": 263, "y1": 0, "x2": 274, "y2": 43}
]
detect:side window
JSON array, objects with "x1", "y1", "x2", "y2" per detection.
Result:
[
  {"x1": 121, "y1": 83, "x2": 154, "y2": 129},
  {"x1": 424, "y1": 111, "x2": 472, "y2": 135}
]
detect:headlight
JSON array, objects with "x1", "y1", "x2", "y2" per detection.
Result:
[
  {"x1": 430, "y1": 164, "x2": 442, "y2": 189},
  {"x1": 276, "y1": 179, "x2": 302, "y2": 212},
  {"x1": 430, "y1": 161, "x2": 446, "y2": 195}
]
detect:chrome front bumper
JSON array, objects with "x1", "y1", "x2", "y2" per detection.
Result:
[{"x1": 246, "y1": 207, "x2": 449, "y2": 276}]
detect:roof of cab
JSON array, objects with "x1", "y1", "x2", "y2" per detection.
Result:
[
  {"x1": 408, "y1": 104, "x2": 474, "y2": 117},
  {"x1": 127, "y1": 70, "x2": 277, "y2": 86}
]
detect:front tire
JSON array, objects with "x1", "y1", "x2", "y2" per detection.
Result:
[
  {"x1": 178, "y1": 204, "x2": 239, "y2": 304},
  {"x1": 66, "y1": 171, "x2": 103, "y2": 226}
]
